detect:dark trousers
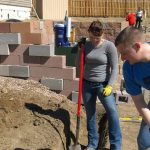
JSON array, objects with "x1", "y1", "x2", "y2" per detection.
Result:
[{"x1": 135, "y1": 16, "x2": 142, "y2": 28}]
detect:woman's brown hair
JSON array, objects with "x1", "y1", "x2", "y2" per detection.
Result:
[{"x1": 88, "y1": 20, "x2": 103, "y2": 36}]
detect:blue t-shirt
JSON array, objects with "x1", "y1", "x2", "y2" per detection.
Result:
[{"x1": 123, "y1": 61, "x2": 150, "y2": 96}]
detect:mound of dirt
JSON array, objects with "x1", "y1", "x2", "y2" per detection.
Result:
[{"x1": 0, "y1": 76, "x2": 106, "y2": 150}]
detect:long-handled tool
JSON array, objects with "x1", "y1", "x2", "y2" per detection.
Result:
[{"x1": 69, "y1": 45, "x2": 85, "y2": 150}]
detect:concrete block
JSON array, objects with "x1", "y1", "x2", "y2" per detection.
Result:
[
  {"x1": 30, "y1": 66, "x2": 76, "y2": 80},
  {"x1": 40, "y1": 55, "x2": 66, "y2": 68},
  {"x1": 43, "y1": 20, "x2": 54, "y2": 33},
  {"x1": 114, "y1": 90, "x2": 131, "y2": 104},
  {"x1": 0, "y1": 44, "x2": 10, "y2": 55},
  {"x1": 55, "y1": 46, "x2": 79, "y2": 77},
  {"x1": 59, "y1": 90, "x2": 72, "y2": 98},
  {"x1": 64, "y1": 78, "x2": 79, "y2": 91},
  {"x1": 71, "y1": 91, "x2": 83, "y2": 104},
  {"x1": 0, "y1": 33, "x2": 21, "y2": 44},
  {"x1": 0, "y1": 55, "x2": 20, "y2": 65},
  {"x1": 21, "y1": 33, "x2": 52, "y2": 44},
  {"x1": 72, "y1": 91, "x2": 78, "y2": 103},
  {"x1": 120, "y1": 77, "x2": 125, "y2": 91},
  {"x1": 29, "y1": 44, "x2": 54, "y2": 56},
  {"x1": 9, "y1": 44, "x2": 29, "y2": 55},
  {"x1": 0, "y1": 22, "x2": 11, "y2": 33},
  {"x1": 10, "y1": 21, "x2": 41, "y2": 33},
  {"x1": 0, "y1": 65, "x2": 9, "y2": 76},
  {"x1": 20, "y1": 55, "x2": 41, "y2": 66},
  {"x1": 9, "y1": 65, "x2": 30, "y2": 77},
  {"x1": 41, "y1": 77, "x2": 63, "y2": 91}
]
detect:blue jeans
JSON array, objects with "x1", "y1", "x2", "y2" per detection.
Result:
[
  {"x1": 137, "y1": 102, "x2": 150, "y2": 150},
  {"x1": 82, "y1": 79, "x2": 122, "y2": 150}
]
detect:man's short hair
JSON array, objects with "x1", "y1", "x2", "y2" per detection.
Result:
[{"x1": 115, "y1": 26, "x2": 143, "y2": 47}]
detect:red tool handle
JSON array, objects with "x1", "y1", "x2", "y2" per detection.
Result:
[{"x1": 77, "y1": 45, "x2": 85, "y2": 117}]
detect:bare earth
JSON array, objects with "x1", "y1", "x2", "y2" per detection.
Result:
[{"x1": 0, "y1": 76, "x2": 141, "y2": 150}]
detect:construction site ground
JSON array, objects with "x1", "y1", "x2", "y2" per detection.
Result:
[{"x1": 1, "y1": 17, "x2": 150, "y2": 150}]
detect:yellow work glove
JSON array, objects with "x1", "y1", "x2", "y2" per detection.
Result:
[{"x1": 103, "y1": 85, "x2": 112, "y2": 96}]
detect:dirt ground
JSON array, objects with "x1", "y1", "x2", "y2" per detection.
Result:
[
  {"x1": 0, "y1": 76, "x2": 141, "y2": 150},
  {"x1": 118, "y1": 104, "x2": 141, "y2": 150}
]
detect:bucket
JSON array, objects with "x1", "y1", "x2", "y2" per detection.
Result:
[{"x1": 54, "y1": 23, "x2": 66, "y2": 46}]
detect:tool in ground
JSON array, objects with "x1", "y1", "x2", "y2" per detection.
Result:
[{"x1": 69, "y1": 39, "x2": 85, "y2": 150}]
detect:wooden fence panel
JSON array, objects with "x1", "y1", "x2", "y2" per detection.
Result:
[{"x1": 68, "y1": 0, "x2": 150, "y2": 17}]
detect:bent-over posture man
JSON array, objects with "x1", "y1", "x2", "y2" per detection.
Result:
[{"x1": 115, "y1": 26, "x2": 150, "y2": 150}]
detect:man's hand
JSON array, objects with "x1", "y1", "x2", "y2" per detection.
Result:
[{"x1": 103, "y1": 85, "x2": 112, "y2": 96}]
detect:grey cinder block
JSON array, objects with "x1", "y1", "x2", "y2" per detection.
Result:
[
  {"x1": 72, "y1": 91, "x2": 78, "y2": 103},
  {"x1": 0, "y1": 65, "x2": 9, "y2": 76},
  {"x1": 0, "y1": 33, "x2": 21, "y2": 44},
  {"x1": 41, "y1": 77, "x2": 63, "y2": 91},
  {"x1": 71, "y1": 91, "x2": 83, "y2": 104},
  {"x1": 29, "y1": 44, "x2": 54, "y2": 57},
  {"x1": 114, "y1": 90, "x2": 131, "y2": 104},
  {"x1": 120, "y1": 77, "x2": 125, "y2": 92},
  {"x1": 9, "y1": 65, "x2": 30, "y2": 77},
  {"x1": 0, "y1": 44, "x2": 10, "y2": 55}
]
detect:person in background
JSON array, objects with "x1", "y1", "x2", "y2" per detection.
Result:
[
  {"x1": 115, "y1": 26, "x2": 150, "y2": 150},
  {"x1": 77, "y1": 20, "x2": 122, "y2": 150},
  {"x1": 126, "y1": 12, "x2": 136, "y2": 26},
  {"x1": 135, "y1": 7, "x2": 143, "y2": 29}
]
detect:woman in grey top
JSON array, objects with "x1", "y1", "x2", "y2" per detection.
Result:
[{"x1": 80, "y1": 20, "x2": 122, "y2": 150}]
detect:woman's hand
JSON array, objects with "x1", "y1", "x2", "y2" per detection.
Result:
[{"x1": 103, "y1": 85, "x2": 112, "y2": 96}]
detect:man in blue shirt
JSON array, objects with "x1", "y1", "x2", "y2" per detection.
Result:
[{"x1": 115, "y1": 26, "x2": 150, "y2": 150}]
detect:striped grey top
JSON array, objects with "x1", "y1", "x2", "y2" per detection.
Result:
[{"x1": 82, "y1": 40, "x2": 118, "y2": 86}]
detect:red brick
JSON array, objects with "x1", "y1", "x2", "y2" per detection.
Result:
[
  {"x1": 43, "y1": 20, "x2": 54, "y2": 34},
  {"x1": 0, "y1": 22, "x2": 11, "y2": 33},
  {"x1": 9, "y1": 44, "x2": 29, "y2": 55},
  {"x1": 47, "y1": 33, "x2": 55, "y2": 43},
  {"x1": 10, "y1": 21, "x2": 41, "y2": 33},
  {"x1": 64, "y1": 78, "x2": 79, "y2": 91},
  {"x1": 0, "y1": 55, "x2": 20, "y2": 65},
  {"x1": 21, "y1": 33, "x2": 51, "y2": 44},
  {"x1": 30, "y1": 66, "x2": 76, "y2": 80},
  {"x1": 59, "y1": 90, "x2": 72, "y2": 99},
  {"x1": 40, "y1": 55, "x2": 66, "y2": 68},
  {"x1": 20, "y1": 55, "x2": 41, "y2": 66}
]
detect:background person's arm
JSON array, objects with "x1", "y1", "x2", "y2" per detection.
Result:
[{"x1": 132, "y1": 94, "x2": 150, "y2": 127}]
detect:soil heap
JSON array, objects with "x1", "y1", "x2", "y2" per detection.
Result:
[{"x1": 0, "y1": 76, "x2": 106, "y2": 150}]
